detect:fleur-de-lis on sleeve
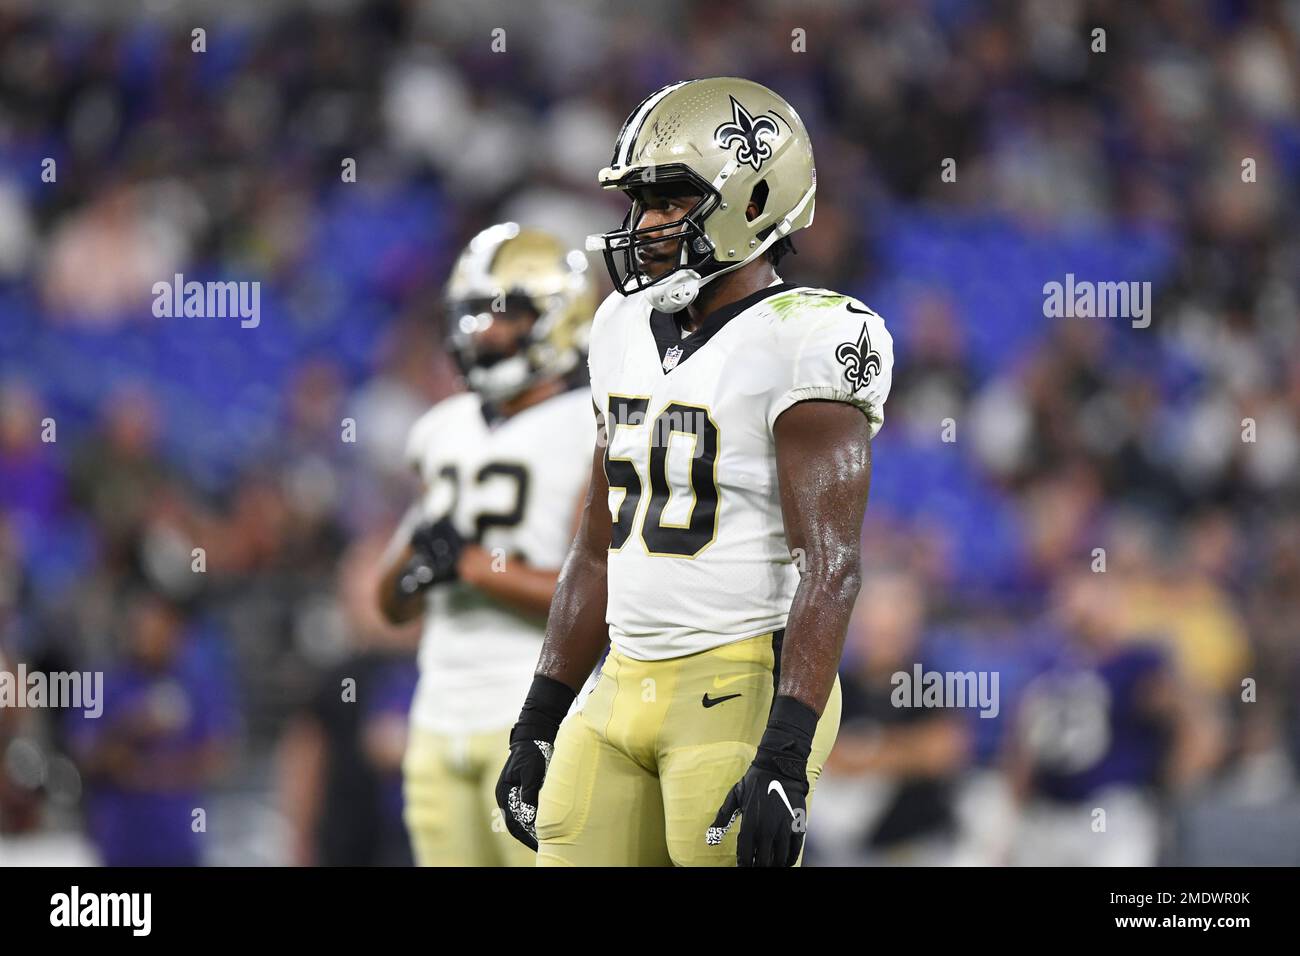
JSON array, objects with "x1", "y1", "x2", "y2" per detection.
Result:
[{"x1": 836, "y1": 322, "x2": 883, "y2": 393}]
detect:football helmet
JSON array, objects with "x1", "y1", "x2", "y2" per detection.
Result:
[
  {"x1": 587, "y1": 77, "x2": 816, "y2": 313},
  {"x1": 445, "y1": 223, "x2": 594, "y2": 402}
]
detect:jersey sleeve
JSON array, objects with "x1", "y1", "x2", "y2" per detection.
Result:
[{"x1": 766, "y1": 294, "x2": 894, "y2": 438}]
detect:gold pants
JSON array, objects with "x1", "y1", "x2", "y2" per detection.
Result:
[
  {"x1": 536, "y1": 632, "x2": 841, "y2": 866},
  {"x1": 403, "y1": 724, "x2": 537, "y2": 867}
]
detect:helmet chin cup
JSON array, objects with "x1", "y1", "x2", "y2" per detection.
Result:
[
  {"x1": 468, "y1": 353, "x2": 531, "y2": 402},
  {"x1": 647, "y1": 270, "x2": 701, "y2": 313}
]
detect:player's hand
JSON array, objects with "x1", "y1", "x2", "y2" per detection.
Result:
[
  {"x1": 400, "y1": 516, "x2": 465, "y2": 594},
  {"x1": 495, "y1": 675, "x2": 576, "y2": 850},
  {"x1": 707, "y1": 696, "x2": 817, "y2": 867}
]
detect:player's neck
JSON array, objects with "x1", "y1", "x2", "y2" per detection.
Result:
[
  {"x1": 497, "y1": 376, "x2": 565, "y2": 419},
  {"x1": 680, "y1": 261, "x2": 779, "y2": 333}
]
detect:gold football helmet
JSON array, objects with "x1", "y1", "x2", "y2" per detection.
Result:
[
  {"x1": 587, "y1": 77, "x2": 816, "y2": 312},
  {"x1": 445, "y1": 223, "x2": 594, "y2": 402}
]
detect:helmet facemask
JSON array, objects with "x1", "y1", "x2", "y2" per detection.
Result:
[
  {"x1": 589, "y1": 166, "x2": 723, "y2": 299},
  {"x1": 443, "y1": 224, "x2": 594, "y2": 404},
  {"x1": 446, "y1": 294, "x2": 564, "y2": 404}
]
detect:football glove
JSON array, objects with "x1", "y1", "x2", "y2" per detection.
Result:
[
  {"x1": 495, "y1": 674, "x2": 575, "y2": 850},
  {"x1": 707, "y1": 695, "x2": 817, "y2": 867},
  {"x1": 397, "y1": 515, "x2": 465, "y2": 595}
]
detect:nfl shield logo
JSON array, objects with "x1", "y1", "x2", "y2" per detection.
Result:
[{"x1": 662, "y1": 345, "x2": 684, "y2": 371}]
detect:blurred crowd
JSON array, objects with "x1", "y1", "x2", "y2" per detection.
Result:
[{"x1": 0, "y1": 0, "x2": 1297, "y2": 865}]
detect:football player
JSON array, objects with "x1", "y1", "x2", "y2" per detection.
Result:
[
  {"x1": 494, "y1": 77, "x2": 895, "y2": 866},
  {"x1": 377, "y1": 223, "x2": 596, "y2": 866}
]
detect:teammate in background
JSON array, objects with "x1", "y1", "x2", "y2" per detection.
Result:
[
  {"x1": 1007, "y1": 570, "x2": 1223, "y2": 866},
  {"x1": 495, "y1": 77, "x2": 895, "y2": 866},
  {"x1": 377, "y1": 224, "x2": 595, "y2": 866}
]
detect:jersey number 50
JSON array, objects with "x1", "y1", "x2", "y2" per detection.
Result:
[{"x1": 604, "y1": 396, "x2": 720, "y2": 558}]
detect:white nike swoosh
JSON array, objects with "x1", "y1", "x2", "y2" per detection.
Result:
[{"x1": 767, "y1": 779, "x2": 796, "y2": 818}]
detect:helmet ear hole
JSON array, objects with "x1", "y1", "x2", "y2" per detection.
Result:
[{"x1": 746, "y1": 179, "x2": 769, "y2": 222}]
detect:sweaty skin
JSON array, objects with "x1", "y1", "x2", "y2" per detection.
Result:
[
  {"x1": 534, "y1": 432, "x2": 613, "y2": 688},
  {"x1": 770, "y1": 399, "x2": 872, "y2": 712}
]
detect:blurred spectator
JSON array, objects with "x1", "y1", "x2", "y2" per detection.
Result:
[
  {"x1": 813, "y1": 572, "x2": 971, "y2": 866},
  {"x1": 0, "y1": 382, "x2": 64, "y2": 534},
  {"x1": 70, "y1": 588, "x2": 234, "y2": 866},
  {"x1": 41, "y1": 183, "x2": 196, "y2": 326},
  {"x1": 277, "y1": 535, "x2": 417, "y2": 867},
  {"x1": 67, "y1": 385, "x2": 173, "y2": 572},
  {"x1": 1007, "y1": 571, "x2": 1223, "y2": 866},
  {"x1": 1115, "y1": 511, "x2": 1252, "y2": 697}
]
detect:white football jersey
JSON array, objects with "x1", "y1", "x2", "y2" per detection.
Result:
[
  {"x1": 405, "y1": 386, "x2": 593, "y2": 734},
  {"x1": 587, "y1": 279, "x2": 893, "y2": 662}
]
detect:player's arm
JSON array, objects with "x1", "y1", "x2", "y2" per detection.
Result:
[
  {"x1": 376, "y1": 503, "x2": 428, "y2": 625},
  {"x1": 377, "y1": 549, "x2": 422, "y2": 625},
  {"x1": 455, "y1": 485, "x2": 583, "y2": 619},
  {"x1": 773, "y1": 399, "x2": 873, "y2": 708},
  {"x1": 494, "y1": 418, "x2": 612, "y2": 849},
  {"x1": 533, "y1": 428, "x2": 613, "y2": 689},
  {"x1": 709, "y1": 398, "x2": 873, "y2": 866}
]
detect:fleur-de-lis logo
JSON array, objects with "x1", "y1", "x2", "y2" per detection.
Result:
[
  {"x1": 714, "y1": 96, "x2": 781, "y2": 171},
  {"x1": 836, "y1": 322, "x2": 883, "y2": 393}
]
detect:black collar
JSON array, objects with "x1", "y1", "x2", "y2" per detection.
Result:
[{"x1": 648, "y1": 281, "x2": 800, "y2": 373}]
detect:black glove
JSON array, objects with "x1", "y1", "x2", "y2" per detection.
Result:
[
  {"x1": 495, "y1": 675, "x2": 575, "y2": 850},
  {"x1": 398, "y1": 515, "x2": 465, "y2": 595},
  {"x1": 707, "y1": 695, "x2": 817, "y2": 867}
]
